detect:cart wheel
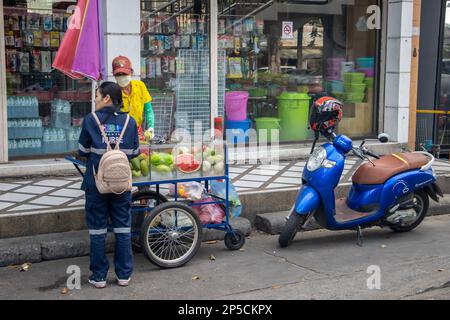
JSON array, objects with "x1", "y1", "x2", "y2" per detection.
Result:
[
  {"x1": 131, "y1": 190, "x2": 168, "y2": 253},
  {"x1": 224, "y1": 230, "x2": 245, "y2": 251},
  {"x1": 140, "y1": 202, "x2": 202, "y2": 268}
]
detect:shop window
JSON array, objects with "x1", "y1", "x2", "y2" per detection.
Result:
[
  {"x1": 3, "y1": 0, "x2": 91, "y2": 159},
  {"x1": 220, "y1": 0, "x2": 379, "y2": 143}
]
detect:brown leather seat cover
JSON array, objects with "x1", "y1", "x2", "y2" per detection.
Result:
[{"x1": 352, "y1": 153, "x2": 429, "y2": 185}]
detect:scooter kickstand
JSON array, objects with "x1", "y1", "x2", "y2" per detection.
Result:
[{"x1": 356, "y1": 226, "x2": 364, "y2": 247}]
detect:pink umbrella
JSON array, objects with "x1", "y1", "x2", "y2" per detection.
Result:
[{"x1": 53, "y1": 0, "x2": 106, "y2": 81}]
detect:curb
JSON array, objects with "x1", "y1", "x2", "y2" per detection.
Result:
[
  {"x1": 1, "y1": 175, "x2": 449, "y2": 239},
  {"x1": 0, "y1": 217, "x2": 251, "y2": 267}
]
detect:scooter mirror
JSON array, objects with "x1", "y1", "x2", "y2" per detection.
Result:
[{"x1": 378, "y1": 133, "x2": 390, "y2": 143}]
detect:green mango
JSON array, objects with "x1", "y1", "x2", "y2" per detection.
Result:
[
  {"x1": 132, "y1": 170, "x2": 141, "y2": 178},
  {"x1": 141, "y1": 160, "x2": 149, "y2": 177},
  {"x1": 131, "y1": 157, "x2": 141, "y2": 171}
]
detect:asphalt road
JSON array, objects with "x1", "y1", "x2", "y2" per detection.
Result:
[{"x1": 1, "y1": 214, "x2": 449, "y2": 300}]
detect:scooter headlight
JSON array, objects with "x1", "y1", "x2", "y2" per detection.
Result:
[{"x1": 307, "y1": 147, "x2": 327, "y2": 172}]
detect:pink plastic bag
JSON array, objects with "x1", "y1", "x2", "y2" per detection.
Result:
[{"x1": 192, "y1": 197, "x2": 226, "y2": 225}]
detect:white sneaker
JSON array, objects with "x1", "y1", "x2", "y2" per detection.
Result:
[
  {"x1": 88, "y1": 279, "x2": 107, "y2": 289},
  {"x1": 117, "y1": 278, "x2": 131, "y2": 287}
]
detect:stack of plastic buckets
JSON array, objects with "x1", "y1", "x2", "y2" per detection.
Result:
[
  {"x1": 225, "y1": 91, "x2": 251, "y2": 144},
  {"x1": 356, "y1": 57, "x2": 375, "y2": 92}
]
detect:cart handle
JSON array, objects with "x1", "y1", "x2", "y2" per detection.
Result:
[{"x1": 65, "y1": 156, "x2": 87, "y2": 178}]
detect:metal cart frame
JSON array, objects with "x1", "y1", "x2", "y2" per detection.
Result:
[{"x1": 65, "y1": 142, "x2": 245, "y2": 268}]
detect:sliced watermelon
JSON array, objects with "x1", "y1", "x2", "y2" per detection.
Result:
[{"x1": 176, "y1": 153, "x2": 201, "y2": 173}]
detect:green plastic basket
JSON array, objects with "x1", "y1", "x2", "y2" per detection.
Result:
[
  {"x1": 364, "y1": 78, "x2": 374, "y2": 87},
  {"x1": 343, "y1": 72, "x2": 365, "y2": 84},
  {"x1": 344, "y1": 83, "x2": 367, "y2": 93},
  {"x1": 344, "y1": 92, "x2": 365, "y2": 103}
]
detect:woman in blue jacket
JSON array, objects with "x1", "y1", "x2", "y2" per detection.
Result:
[{"x1": 78, "y1": 82, "x2": 139, "y2": 289}]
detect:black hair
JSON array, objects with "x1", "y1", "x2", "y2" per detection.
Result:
[{"x1": 98, "y1": 81, "x2": 123, "y2": 108}]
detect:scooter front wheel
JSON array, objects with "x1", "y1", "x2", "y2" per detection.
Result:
[{"x1": 279, "y1": 213, "x2": 306, "y2": 248}]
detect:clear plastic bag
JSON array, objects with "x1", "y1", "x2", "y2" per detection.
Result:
[
  {"x1": 191, "y1": 196, "x2": 226, "y2": 225},
  {"x1": 168, "y1": 182, "x2": 205, "y2": 200},
  {"x1": 210, "y1": 180, "x2": 242, "y2": 218}
]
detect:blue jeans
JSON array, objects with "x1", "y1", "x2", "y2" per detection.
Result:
[{"x1": 85, "y1": 191, "x2": 133, "y2": 281}]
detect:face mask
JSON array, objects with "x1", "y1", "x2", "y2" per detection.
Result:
[{"x1": 115, "y1": 75, "x2": 131, "y2": 88}]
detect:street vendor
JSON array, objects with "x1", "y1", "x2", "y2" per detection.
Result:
[{"x1": 112, "y1": 55, "x2": 155, "y2": 141}]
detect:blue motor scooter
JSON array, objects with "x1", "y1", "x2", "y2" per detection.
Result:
[{"x1": 279, "y1": 128, "x2": 443, "y2": 248}]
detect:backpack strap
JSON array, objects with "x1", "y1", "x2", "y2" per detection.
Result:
[
  {"x1": 115, "y1": 115, "x2": 130, "y2": 151},
  {"x1": 91, "y1": 112, "x2": 112, "y2": 151}
]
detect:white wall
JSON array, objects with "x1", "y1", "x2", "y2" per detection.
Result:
[
  {"x1": 104, "y1": 0, "x2": 141, "y2": 81},
  {"x1": 384, "y1": 0, "x2": 414, "y2": 143}
]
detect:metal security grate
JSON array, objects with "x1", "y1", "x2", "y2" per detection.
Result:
[
  {"x1": 152, "y1": 92, "x2": 175, "y2": 139},
  {"x1": 175, "y1": 49, "x2": 226, "y2": 135}
]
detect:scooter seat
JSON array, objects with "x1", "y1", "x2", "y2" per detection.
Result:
[{"x1": 352, "y1": 152, "x2": 429, "y2": 185}]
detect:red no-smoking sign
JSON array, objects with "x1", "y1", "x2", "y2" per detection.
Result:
[{"x1": 282, "y1": 21, "x2": 294, "y2": 39}]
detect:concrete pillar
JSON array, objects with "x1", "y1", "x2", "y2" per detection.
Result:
[
  {"x1": 0, "y1": 0, "x2": 8, "y2": 163},
  {"x1": 384, "y1": 0, "x2": 414, "y2": 143},
  {"x1": 103, "y1": 0, "x2": 141, "y2": 81}
]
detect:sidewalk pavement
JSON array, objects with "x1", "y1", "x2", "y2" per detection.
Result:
[{"x1": 1, "y1": 157, "x2": 450, "y2": 219}]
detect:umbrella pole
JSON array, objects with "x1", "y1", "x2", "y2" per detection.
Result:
[{"x1": 91, "y1": 80, "x2": 96, "y2": 112}]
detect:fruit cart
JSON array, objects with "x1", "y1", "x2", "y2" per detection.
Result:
[{"x1": 65, "y1": 138, "x2": 245, "y2": 269}]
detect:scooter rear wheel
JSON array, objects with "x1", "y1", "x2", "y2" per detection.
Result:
[
  {"x1": 279, "y1": 213, "x2": 306, "y2": 248},
  {"x1": 390, "y1": 190, "x2": 429, "y2": 233}
]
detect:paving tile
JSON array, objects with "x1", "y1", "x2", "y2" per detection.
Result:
[
  {"x1": 274, "y1": 177, "x2": 301, "y2": 184},
  {"x1": 0, "y1": 202, "x2": 15, "y2": 210},
  {"x1": 265, "y1": 183, "x2": 298, "y2": 189},
  {"x1": 49, "y1": 189, "x2": 85, "y2": 198},
  {"x1": 0, "y1": 183, "x2": 20, "y2": 192},
  {"x1": 251, "y1": 169, "x2": 279, "y2": 176},
  {"x1": 67, "y1": 199, "x2": 86, "y2": 207},
  {"x1": 34, "y1": 179, "x2": 72, "y2": 187},
  {"x1": 67, "y1": 182, "x2": 83, "y2": 189},
  {"x1": 293, "y1": 162, "x2": 306, "y2": 167},
  {"x1": 228, "y1": 167, "x2": 249, "y2": 174},
  {"x1": 0, "y1": 193, "x2": 36, "y2": 202},
  {"x1": 30, "y1": 196, "x2": 72, "y2": 206},
  {"x1": 258, "y1": 164, "x2": 286, "y2": 171},
  {"x1": 239, "y1": 175, "x2": 271, "y2": 182},
  {"x1": 233, "y1": 180, "x2": 263, "y2": 188},
  {"x1": 281, "y1": 171, "x2": 302, "y2": 178},
  {"x1": 14, "y1": 186, "x2": 55, "y2": 195}
]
